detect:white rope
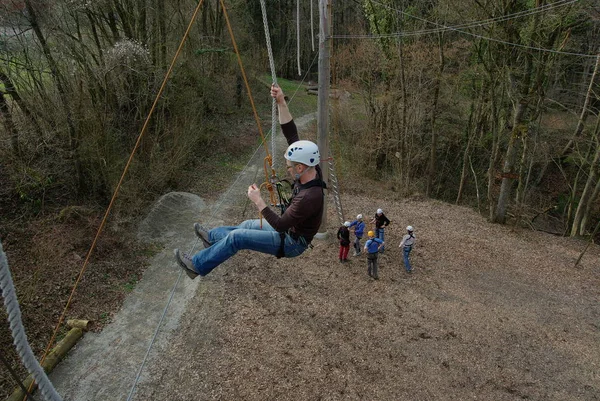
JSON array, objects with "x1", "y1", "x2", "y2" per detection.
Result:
[
  {"x1": 297, "y1": 0, "x2": 302, "y2": 76},
  {"x1": 0, "y1": 240, "x2": 63, "y2": 401},
  {"x1": 259, "y1": 0, "x2": 279, "y2": 169}
]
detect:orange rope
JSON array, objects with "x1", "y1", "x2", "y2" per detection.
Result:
[
  {"x1": 26, "y1": 0, "x2": 207, "y2": 398},
  {"x1": 220, "y1": 0, "x2": 277, "y2": 207}
]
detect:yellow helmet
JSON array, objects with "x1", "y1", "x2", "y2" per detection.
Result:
[{"x1": 367, "y1": 230, "x2": 375, "y2": 237}]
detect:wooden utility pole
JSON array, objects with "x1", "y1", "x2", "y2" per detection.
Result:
[{"x1": 316, "y1": 0, "x2": 331, "y2": 237}]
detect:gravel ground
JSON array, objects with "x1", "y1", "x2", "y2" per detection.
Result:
[{"x1": 133, "y1": 194, "x2": 600, "y2": 401}]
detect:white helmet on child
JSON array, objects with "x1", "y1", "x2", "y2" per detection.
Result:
[
  {"x1": 285, "y1": 140, "x2": 320, "y2": 166},
  {"x1": 356, "y1": 214, "x2": 363, "y2": 220},
  {"x1": 344, "y1": 221, "x2": 351, "y2": 227},
  {"x1": 406, "y1": 225, "x2": 414, "y2": 232},
  {"x1": 376, "y1": 208, "x2": 383, "y2": 214}
]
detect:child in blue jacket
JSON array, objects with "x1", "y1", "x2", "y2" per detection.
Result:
[
  {"x1": 364, "y1": 230, "x2": 384, "y2": 279},
  {"x1": 349, "y1": 214, "x2": 365, "y2": 256}
]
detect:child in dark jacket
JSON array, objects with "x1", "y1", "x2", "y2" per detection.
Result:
[
  {"x1": 337, "y1": 221, "x2": 351, "y2": 262},
  {"x1": 370, "y1": 208, "x2": 391, "y2": 252}
]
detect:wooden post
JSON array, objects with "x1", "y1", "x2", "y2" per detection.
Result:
[
  {"x1": 67, "y1": 319, "x2": 91, "y2": 331},
  {"x1": 316, "y1": 0, "x2": 331, "y2": 238}
]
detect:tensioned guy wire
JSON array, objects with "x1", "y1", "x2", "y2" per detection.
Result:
[
  {"x1": 333, "y1": 0, "x2": 597, "y2": 58},
  {"x1": 335, "y1": 0, "x2": 578, "y2": 38}
]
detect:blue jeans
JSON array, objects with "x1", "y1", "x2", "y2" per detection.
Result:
[
  {"x1": 376, "y1": 228, "x2": 385, "y2": 251},
  {"x1": 353, "y1": 236, "x2": 363, "y2": 254},
  {"x1": 403, "y1": 246, "x2": 412, "y2": 272},
  {"x1": 191, "y1": 219, "x2": 307, "y2": 276}
]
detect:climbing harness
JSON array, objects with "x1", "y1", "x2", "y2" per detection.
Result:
[{"x1": 275, "y1": 179, "x2": 293, "y2": 214}]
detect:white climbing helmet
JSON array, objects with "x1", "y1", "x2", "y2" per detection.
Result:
[
  {"x1": 377, "y1": 208, "x2": 383, "y2": 214},
  {"x1": 285, "y1": 140, "x2": 320, "y2": 166},
  {"x1": 344, "y1": 221, "x2": 351, "y2": 227},
  {"x1": 357, "y1": 214, "x2": 363, "y2": 220},
  {"x1": 407, "y1": 225, "x2": 414, "y2": 232}
]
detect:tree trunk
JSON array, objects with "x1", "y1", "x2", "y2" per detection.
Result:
[
  {"x1": 492, "y1": 0, "x2": 543, "y2": 224},
  {"x1": 456, "y1": 91, "x2": 476, "y2": 204},
  {"x1": 487, "y1": 79, "x2": 503, "y2": 220},
  {"x1": 0, "y1": 71, "x2": 42, "y2": 138},
  {"x1": 493, "y1": 99, "x2": 529, "y2": 224},
  {"x1": 24, "y1": 0, "x2": 83, "y2": 193},
  {"x1": 426, "y1": 32, "x2": 445, "y2": 197},
  {"x1": 580, "y1": 174, "x2": 600, "y2": 234},
  {"x1": 571, "y1": 117, "x2": 600, "y2": 236},
  {"x1": 0, "y1": 90, "x2": 20, "y2": 156},
  {"x1": 561, "y1": 52, "x2": 600, "y2": 157},
  {"x1": 157, "y1": 0, "x2": 167, "y2": 68}
]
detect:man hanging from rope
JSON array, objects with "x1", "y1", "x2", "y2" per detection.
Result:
[{"x1": 174, "y1": 85, "x2": 326, "y2": 278}]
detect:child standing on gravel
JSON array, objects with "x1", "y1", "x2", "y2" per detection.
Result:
[
  {"x1": 369, "y1": 208, "x2": 390, "y2": 253},
  {"x1": 399, "y1": 226, "x2": 415, "y2": 273},
  {"x1": 337, "y1": 221, "x2": 351, "y2": 262},
  {"x1": 349, "y1": 214, "x2": 365, "y2": 256},
  {"x1": 364, "y1": 230, "x2": 384, "y2": 279}
]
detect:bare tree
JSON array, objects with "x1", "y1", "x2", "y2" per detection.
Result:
[{"x1": 571, "y1": 116, "x2": 600, "y2": 236}]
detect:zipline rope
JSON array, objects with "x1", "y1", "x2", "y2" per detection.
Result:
[
  {"x1": 259, "y1": 0, "x2": 279, "y2": 170},
  {"x1": 0, "y1": 240, "x2": 63, "y2": 401}
]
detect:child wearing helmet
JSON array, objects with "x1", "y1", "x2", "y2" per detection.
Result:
[
  {"x1": 348, "y1": 214, "x2": 366, "y2": 256},
  {"x1": 364, "y1": 230, "x2": 384, "y2": 279},
  {"x1": 369, "y1": 208, "x2": 390, "y2": 252},
  {"x1": 174, "y1": 85, "x2": 326, "y2": 279},
  {"x1": 399, "y1": 226, "x2": 416, "y2": 273},
  {"x1": 337, "y1": 221, "x2": 351, "y2": 262}
]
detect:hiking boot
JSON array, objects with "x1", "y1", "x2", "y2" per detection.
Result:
[
  {"x1": 173, "y1": 249, "x2": 199, "y2": 279},
  {"x1": 194, "y1": 223, "x2": 212, "y2": 248}
]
